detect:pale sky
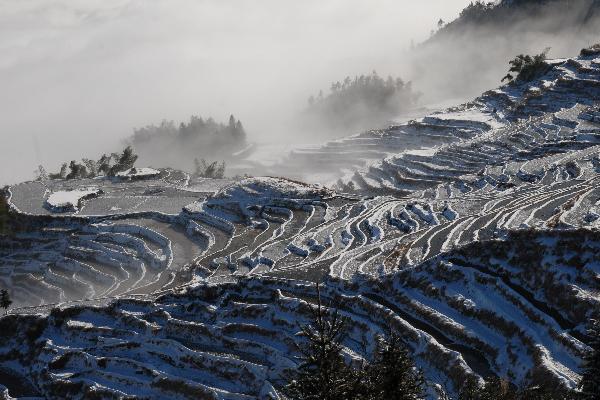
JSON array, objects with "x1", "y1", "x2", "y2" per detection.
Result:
[{"x1": 0, "y1": 0, "x2": 473, "y2": 185}]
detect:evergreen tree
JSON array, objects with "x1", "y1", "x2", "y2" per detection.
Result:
[
  {"x1": 285, "y1": 283, "x2": 360, "y2": 400},
  {"x1": 502, "y1": 49, "x2": 550, "y2": 83},
  {"x1": 204, "y1": 161, "x2": 218, "y2": 178},
  {"x1": 35, "y1": 165, "x2": 49, "y2": 181},
  {"x1": 215, "y1": 161, "x2": 226, "y2": 179},
  {"x1": 97, "y1": 154, "x2": 111, "y2": 175},
  {"x1": 579, "y1": 319, "x2": 600, "y2": 400},
  {"x1": 364, "y1": 333, "x2": 425, "y2": 400},
  {"x1": 234, "y1": 120, "x2": 246, "y2": 140},
  {"x1": 59, "y1": 163, "x2": 68, "y2": 179},
  {"x1": 66, "y1": 161, "x2": 88, "y2": 180},
  {"x1": 0, "y1": 289, "x2": 11, "y2": 315},
  {"x1": 194, "y1": 158, "x2": 226, "y2": 179},
  {"x1": 0, "y1": 191, "x2": 10, "y2": 236},
  {"x1": 109, "y1": 146, "x2": 138, "y2": 176},
  {"x1": 82, "y1": 158, "x2": 98, "y2": 178}
]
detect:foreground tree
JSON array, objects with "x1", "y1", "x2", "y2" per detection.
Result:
[
  {"x1": 285, "y1": 284, "x2": 425, "y2": 399},
  {"x1": 285, "y1": 284, "x2": 360, "y2": 400},
  {"x1": 364, "y1": 333, "x2": 425, "y2": 400},
  {"x1": 0, "y1": 289, "x2": 11, "y2": 315},
  {"x1": 579, "y1": 319, "x2": 600, "y2": 400}
]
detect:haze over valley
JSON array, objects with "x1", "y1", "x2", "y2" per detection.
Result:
[{"x1": 1, "y1": 1, "x2": 600, "y2": 399}]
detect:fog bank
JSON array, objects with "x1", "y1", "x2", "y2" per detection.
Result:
[{"x1": 0, "y1": 0, "x2": 472, "y2": 185}]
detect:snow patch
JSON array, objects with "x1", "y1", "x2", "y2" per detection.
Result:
[{"x1": 45, "y1": 187, "x2": 102, "y2": 212}]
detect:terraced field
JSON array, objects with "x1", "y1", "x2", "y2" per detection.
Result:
[{"x1": 0, "y1": 48, "x2": 599, "y2": 399}]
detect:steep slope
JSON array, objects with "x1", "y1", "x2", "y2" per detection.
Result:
[{"x1": 410, "y1": 0, "x2": 600, "y2": 102}]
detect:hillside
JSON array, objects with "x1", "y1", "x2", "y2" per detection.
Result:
[
  {"x1": 0, "y1": 46, "x2": 599, "y2": 398},
  {"x1": 410, "y1": 0, "x2": 600, "y2": 102}
]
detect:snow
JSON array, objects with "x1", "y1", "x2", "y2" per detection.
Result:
[{"x1": 45, "y1": 187, "x2": 102, "y2": 212}]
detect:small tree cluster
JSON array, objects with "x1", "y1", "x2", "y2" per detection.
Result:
[
  {"x1": 134, "y1": 114, "x2": 246, "y2": 145},
  {"x1": 108, "y1": 146, "x2": 138, "y2": 176},
  {"x1": 502, "y1": 49, "x2": 551, "y2": 84},
  {"x1": 193, "y1": 158, "x2": 226, "y2": 179},
  {"x1": 306, "y1": 71, "x2": 419, "y2": 132},
  {"x1": 285, "y1": 283, "x2": 425, "y2": 400},
  {"x1": 458, "y1": 1, "x2": 496, "y2": 21},
  {"x1": 43, "y1": 146, "x2": 138, "y2": 180},
  {"x1": 130, "y1": 114, "x2": 246, "y2": 169}
]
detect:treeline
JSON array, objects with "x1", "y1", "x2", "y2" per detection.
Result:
[
  {"x1": 129, "y1": 114, "x2": 247, "y2": 171},
  {"x1": 410, "y1": 0, "x2": 600, "y2": 104},
  {"x1": 436, "y1": 0, "x2": 600, "y2": 37},
  {"x1": 284, "y1": 284, "x2": 600, "y2": 400},
  {"x1": 37, "y1": 146, "x2": 138, "y2": 180},
  {"x1": 304, "y1": 71, "x2": 419, "y2": 134}
]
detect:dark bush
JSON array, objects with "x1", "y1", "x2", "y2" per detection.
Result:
[{"x1": 502, "y1": 49, "x2": 552, "y2": 84}]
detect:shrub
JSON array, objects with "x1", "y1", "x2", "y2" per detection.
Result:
[
  {"x1": 194, "y1": 158, "x2": 226, "y2": 179},
  {"x1": 502, "y1": 49, "x2": 551, "y2": 84}
]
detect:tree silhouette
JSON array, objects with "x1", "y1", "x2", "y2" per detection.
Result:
[
  {"x1": 579, "y1": 319, "x2": 600, "y2": 399},
  {"x1": 502, "y1": 49, "x2": 550, "y2": 83},
  {"x1": 306, "y1": 71, "x2": 418, "y2": 133},
  {"x1": 285, "y1": 283, "x2": 360, "y2": 400},
  {"x1": 109, "y1": 146, "x2": 138, "y2": 176},
  {"x1": 365, "y1": 333, "x2": 425, "y2": 400},
  {"x1": 0, "y1": 289, "x2": 11, "y2": 315},
  {"x1": 0, "y1": 192, "x2": 10, "y2": 236}
]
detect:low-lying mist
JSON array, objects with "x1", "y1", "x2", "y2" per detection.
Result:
[
  {"x1": 0, "y1": 0, "x2": 471, "y2": 185},
  {"x1": 2, "y1": 0, "x2": 599, "y2": 186},
  {"x1": 411, "y1": 0, "x2": 600, "y2": 103}
]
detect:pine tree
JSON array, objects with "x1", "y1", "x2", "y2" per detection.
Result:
[
  {"x1": 97, "y1": 155, "x2": 111, "y2": 175},
  {"x1": 82, "y1": 159, "x2": 98, "y2": 178},
  {"x1": 0, "y1": 289, "x2": 11, "y2": 315},
  {"x1": 285, "y1": 283, "x2": 360, "y2": 400},
  {"x1": 66, "y1": 161, "x2": 88, "y2": 180},
  {"x1": 35, "y1": 165, "x2": 49, "y2": 181},
  {"x1": 364, "y1": 333, "x2": 426, "y2": 400},
  {"x1": 109, "y1": 146, "x2": 138, "y2": 176},
  {"x1": 204, "y1": 161, "x2": 218, "y2": 178},
  {"x1": 59, "y1": 163, "x2": 68, "y2": 179},
  {"x1": 0, "y1": 191, "x2": 10, "y2": 236},
  {"x1": 502, "y1": 49, "x2": 550, "y2": 83},
  {"x1": 579, "y1": 319, "x2": 600, "y2": 400},
  {"x1": 215, "y1": 161, "x2": 226, "y2": 179},
  {"x1": 234, "y1": 120, "x2": 246, "y2": 140}
]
